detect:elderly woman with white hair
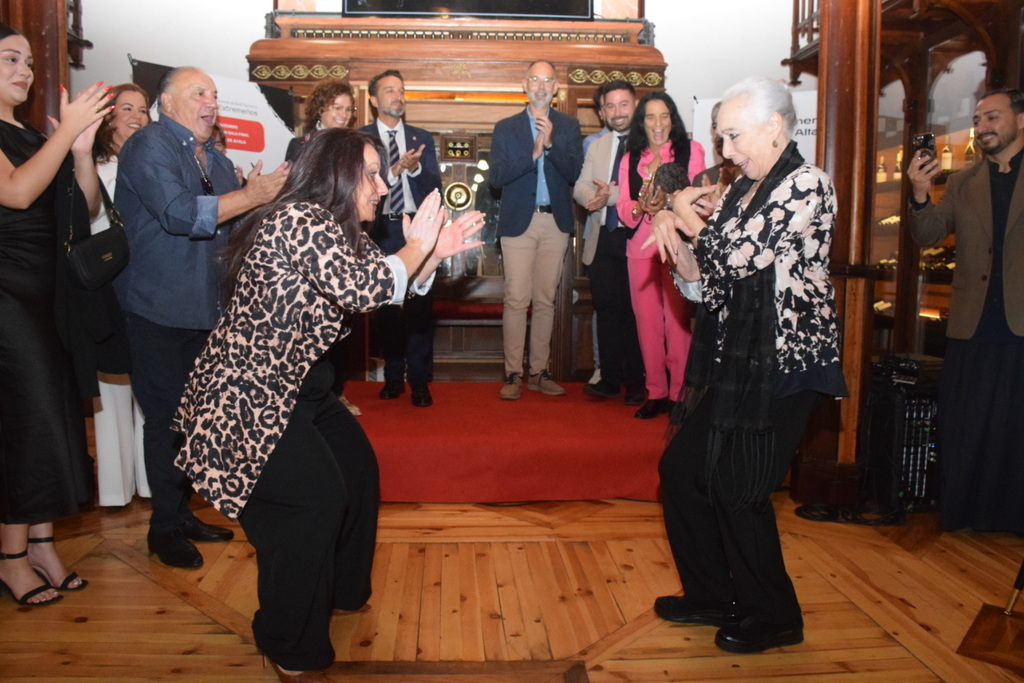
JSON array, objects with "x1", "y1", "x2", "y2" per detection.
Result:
[{"x1": 643, "y1": 77, "x2": 847, "y2": 653}]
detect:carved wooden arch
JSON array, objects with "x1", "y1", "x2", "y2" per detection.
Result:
[{"x1": 922, "y1": 0, "x2": 1001, "y2": 84}]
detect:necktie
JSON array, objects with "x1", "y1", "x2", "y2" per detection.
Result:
[
  {"x1": 388, "y1": 130, "x2": 404, "y2": 215},
  {"x1": 605, "y1": 134, "x2": 627, "y2": 231}
]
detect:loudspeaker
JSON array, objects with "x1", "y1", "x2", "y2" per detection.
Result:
[{"x1": 860, "y1": 354, "x2": 942, "y2": 512}]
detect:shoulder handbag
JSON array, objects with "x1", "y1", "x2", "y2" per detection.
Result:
[{"x1": 66, "y1": 179, "x2": 130, "y2": 290}]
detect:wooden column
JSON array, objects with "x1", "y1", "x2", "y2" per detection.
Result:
[
  {"x1": 792, "y1": 0, "x2": 880, "y2": 507},
  {"x1": 0, "y1": 0, "x2": 67, "y2": 131},
  {"x1": 891, "y1": 50, "x2": 930, "y2": 352}
]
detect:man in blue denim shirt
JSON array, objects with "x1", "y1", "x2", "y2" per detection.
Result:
[{"x1": 116, "y1": 67, "x2": 288, "y2": 568}]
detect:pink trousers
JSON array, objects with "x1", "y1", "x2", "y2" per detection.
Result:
[{"x1": 627, "y1": 256, "x2": 693, "y2": 400}]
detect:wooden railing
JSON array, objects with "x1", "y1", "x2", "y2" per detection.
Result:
[{"x1": 791, "y1": 0, "x2": 821, "y2": 58}]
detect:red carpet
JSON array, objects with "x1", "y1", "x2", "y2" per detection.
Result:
[{"x1": 343, "y1": 381, "x2": 667, "y2": 503}]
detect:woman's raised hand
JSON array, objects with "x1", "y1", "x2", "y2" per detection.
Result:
[
  {"x1": 643, "y1": 209, "x2": 701, "y2": 280},
  {"x1": 50, "y1": 82, "x2": 113, "y2": 145},
  {"x1": 643, "y1": 209, "x2": 685, "y2": 263},
  {"x1": 670, "y1": 185, "x2": 719, "y2": 233},
  {"x1": 405, "y1": 190, "x2": 447, "y2": 256},
  {"x1": 433, "y1": 210, "x2": 486, "y2": 261}
]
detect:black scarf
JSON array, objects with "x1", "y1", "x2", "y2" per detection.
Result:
[{"x1": 673, "y1": 140, "x2": 805, "y2": 509}]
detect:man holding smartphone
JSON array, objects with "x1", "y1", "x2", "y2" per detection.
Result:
[{"x1": 906, "y1": 88, "x2": 1024, "y2": 535}]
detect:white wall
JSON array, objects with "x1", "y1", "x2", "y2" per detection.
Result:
[
  {"x1": 70, "y1": 0, "x2": 268, "y2": 91},
  {"x1": 646, "y1": 1, "x2": 817, "y2": 132},
  {"x1": 70, "y1": 0, "x2": 814, "y2": 134}
]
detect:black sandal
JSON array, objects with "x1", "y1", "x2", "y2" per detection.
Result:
[
  {"x1": 27, "y1": 537, "x2": 88, "y2": 592},
  {"x1": 0, "y1": 549, "x2": 64, "y2": 606}
]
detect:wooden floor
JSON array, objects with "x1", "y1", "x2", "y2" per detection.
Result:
[{"x1": 0, "y1": 493, "x2": 1021, "y2": 681}]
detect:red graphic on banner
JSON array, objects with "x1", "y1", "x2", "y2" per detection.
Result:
[{"x1": 217, "y1": 116, "x2": 265, "y2": 153}]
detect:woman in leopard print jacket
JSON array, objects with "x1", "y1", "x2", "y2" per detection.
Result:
[{"x1": 172, "y1": 128, "x2": 483, "y2": 681}]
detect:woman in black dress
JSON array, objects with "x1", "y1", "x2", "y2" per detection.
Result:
[{"x1": 0, "y1": 23, "x2": 113, "y2": 606}]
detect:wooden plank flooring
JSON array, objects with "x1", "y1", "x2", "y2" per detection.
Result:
[{"x1": 0, "y1": 496, "x2": 1020, "y2": 681}]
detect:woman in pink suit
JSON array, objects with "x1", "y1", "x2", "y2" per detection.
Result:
[{"x1": 617, "y1": 92, "x2": 705, "y2": 418}]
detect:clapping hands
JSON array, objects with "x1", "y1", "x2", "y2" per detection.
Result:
[
  {"x1": 49, "y1": 82, "x2": 114, "y2": 156},
  {"x1": 404, "y1": 190, "x2": 486, "y2": 261}
]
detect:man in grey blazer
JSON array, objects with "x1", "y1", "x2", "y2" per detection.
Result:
[
  {"x1": 907, "y1": 88, "x2": 1024, "y2": 534},
  {"x1": 574, "y1": 80, "x2": 644, "y2": 405},
  {"x1": 489, "y1": 60, "x2": 583, "y2": 400}
]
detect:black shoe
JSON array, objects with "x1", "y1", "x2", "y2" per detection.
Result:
[
  {"x1": 379, "y1": 379, "x2": 405, "y2": 400},
  {"x1": 147, "y1": 529, "x2": 203, "y2": 568},
  {"x1": 624, "y1": 384, "x2": 646, "y2": 406},
  {"x1": 583, "y1": 379, "x2": 619, "y2": 399},
  {"x1": 714, "y1": 616, "x2": 804, "y2": 653},
  {"x1": 654, "y1": 595, "x2": 740, "y2": 627},
  {"x1": 181, "y1": 517, "x2": 234, "y2": 543},
  {"x1": 634, "y1": 397, "x2": 672, "y2": 419},
  {"x1": 411, "y1": 383, "x2": 433, "y2": 408}
]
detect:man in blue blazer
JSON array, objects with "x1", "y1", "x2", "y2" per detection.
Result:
[
  {"x1": 361, "y1": 70, "x2": 443, "y2": 407},
  {"x1": 489, "y1": 60, "x2": 583, "y2": 400}
]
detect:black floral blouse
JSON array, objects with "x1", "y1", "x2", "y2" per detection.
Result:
[{"x1": 696, "y1": 163, "x2": 846, "y2": 395}]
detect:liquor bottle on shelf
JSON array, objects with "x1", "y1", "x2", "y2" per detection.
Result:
[
  {"x1": 964, "y1": 128, "x2": 977, "y2": 166},
  {"x1": 876, "y1": 155, "x2": 888, "y2": 183},
  {"x1": 940, "y1": 136, "x2": 953, "y2": 171},
  {"x1": 894, "y1": 148, "x2": 903, "y2": 181}
]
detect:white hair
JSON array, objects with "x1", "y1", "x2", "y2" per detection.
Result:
[{"x1": 721, "y1": 77, "x2": 796, "y2": 138}]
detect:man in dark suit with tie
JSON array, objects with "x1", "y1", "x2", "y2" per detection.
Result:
[
  {"x1": 489, "y1": 60, "x2": 583, "y2": 400},
  {"x1": 361, "y1": 69, "x2": 443, "y2": 407},
  {"x1": 574, "y1": 80, "x2": 645, "y2": 406},
  {"x1": 907, "y1": 88, "x2": 1024, "y2": 534}
]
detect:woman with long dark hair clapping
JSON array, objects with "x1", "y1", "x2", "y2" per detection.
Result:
[{"x1": 172, "y1": 127, "x2": 483, "y2": 682}]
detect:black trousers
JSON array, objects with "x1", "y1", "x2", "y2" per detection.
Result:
[
  {"x1": 239, "y1": 360, "x2": 380, "y2": 670},
  {"x1": 375, "y1": 290, "x2": 434, "y2": 386},
  {"x1": 589, "y1": 228, "x2": 643, "y2": 388},
  {"x1": 659, "y1": 389, "x2": 819, "y2": 625},
  {"x1": 125, "y1": 313, "x2": 209, "y2": 533},
  {"x1": 937, "y1": 338, "x2": 1024, "y2": 533}
]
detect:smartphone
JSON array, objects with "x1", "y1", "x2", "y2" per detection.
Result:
[{"x1": 912, "y1": 132, "x2": 936, "y2": 160}]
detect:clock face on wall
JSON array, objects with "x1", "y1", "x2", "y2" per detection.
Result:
[{"x1": 444, "y1": 182, "x2": 474, "y2": 211}]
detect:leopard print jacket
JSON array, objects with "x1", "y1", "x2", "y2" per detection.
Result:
[{"x1": 172, "y1": 201, "x2": 396, "y2": 519}]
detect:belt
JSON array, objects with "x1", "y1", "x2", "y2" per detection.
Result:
[
  {"x1": 385, "y1": 211, "x2": 415, "y2": 222},
  {"x1": 535, "y1": 204, "x2": 553, "y2": 214}
]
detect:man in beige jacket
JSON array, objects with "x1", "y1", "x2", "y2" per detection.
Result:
[{"x1": 574, "y1": 80, "x2": 644, "y2": 405}]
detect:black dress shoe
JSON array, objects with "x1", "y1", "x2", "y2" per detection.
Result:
[
  {"x1": 654, "y1": 595, "x2": 740, "y2": 627},
  {"x1": 147, "y1": 529, "x2": 203, "y2": 568},
  {"x1": 634, "y1": 397, "x2": 672, "y2": 419},
  {"x1": 583, "y1": 379, "x2": 619, "y2": 399},
  {"x1": 714, "y1": 616, "x2": 804, "y2": 653},
  {"x1": 378, "y1": 379, "x2": 405, "y2": 400},
  {"x1": 411, "y1": 383, "x2": 432, "y2": 408},
  {"x1": 181, "y1": 517, "x2": 234, "y2": 543},
  {"x1": 624, "y1": 384, "x2": 646, "y2": 406}
]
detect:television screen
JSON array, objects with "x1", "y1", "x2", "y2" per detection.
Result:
[{"x1": 342, "y1": 0, "x2": 593, "y2": 20}]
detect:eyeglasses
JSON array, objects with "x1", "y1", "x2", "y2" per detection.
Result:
[
  {"x1": 193, "y1": 154, "x2": 215, "y2": 195},
  {"x1": 331, "y1": 106, "x2": 357, "y2": 114},
  {"x1": 527, "y1": 76, "x2": 555, "y2": 84}
]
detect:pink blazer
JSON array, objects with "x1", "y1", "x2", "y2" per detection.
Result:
[{"x1": 617, "y1": 141, "x2": 706, "y2": 260}]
